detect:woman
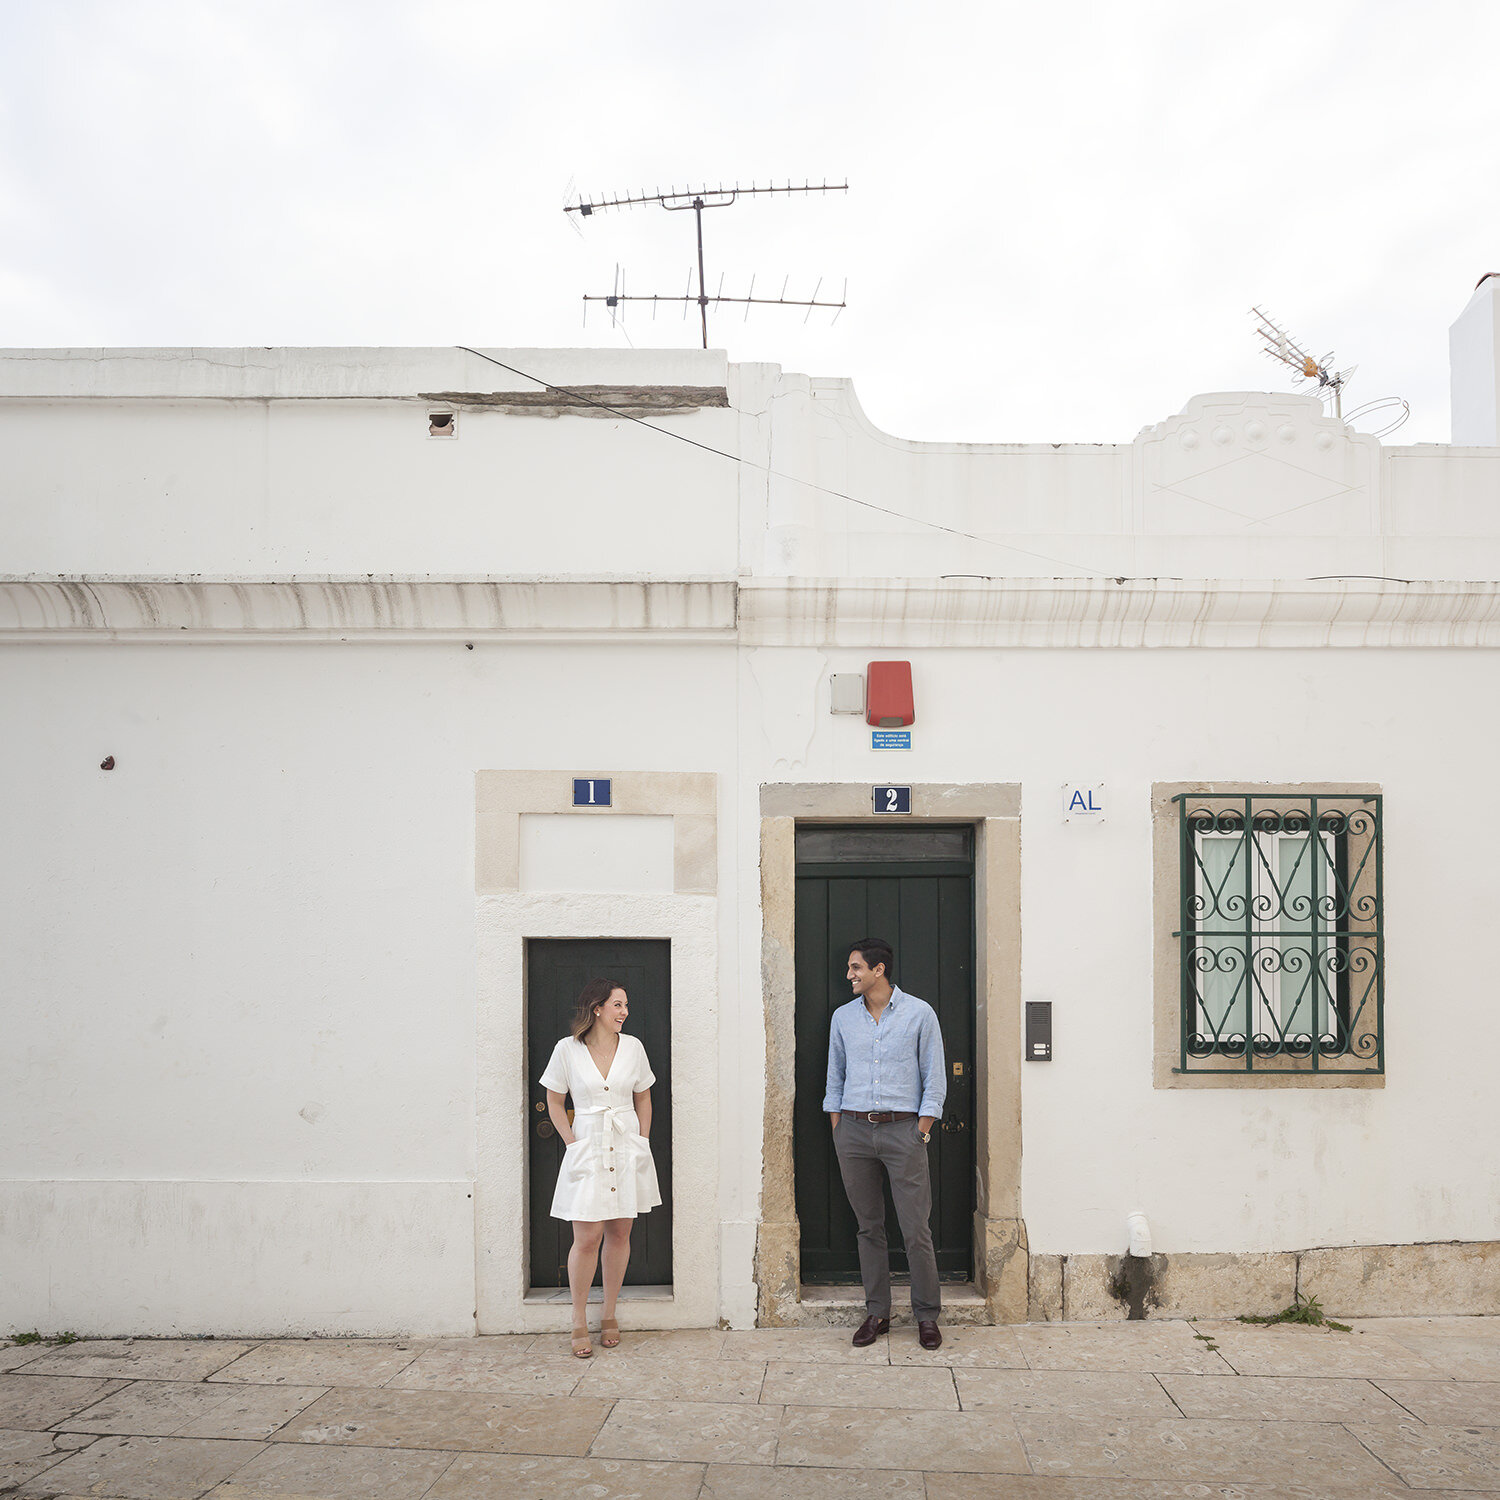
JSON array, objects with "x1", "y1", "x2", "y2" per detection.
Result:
[{"x1": 539, "y1": 977, "x2": 662, "y2": 1358}]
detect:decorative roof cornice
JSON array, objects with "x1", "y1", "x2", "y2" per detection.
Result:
[
  {"x1": 5, "y1": 575, "x2": 1500, "y2": 648},
  {"x1": 0, "y1": 578, "x2": 737, "y2": 642}
]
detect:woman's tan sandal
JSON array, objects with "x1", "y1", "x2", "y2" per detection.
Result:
[
  {"x1": 571, "y1": 1325, "x2": 594, "y2": 1358},
  {"x1": 600, "y1": 1317, "x2": 621, "y2": 1349}
]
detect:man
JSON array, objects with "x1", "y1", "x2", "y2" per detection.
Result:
[{"x1": 824, "y1": 936, "x2": 947, "y2": 1350}]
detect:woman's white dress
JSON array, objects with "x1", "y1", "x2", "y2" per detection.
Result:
[{"x1": 540, "y1": 1033, "x2": 662, "y2": 1222}]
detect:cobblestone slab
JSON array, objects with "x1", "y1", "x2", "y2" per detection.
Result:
[
  {"x1": 775, "y1": 1404, "x2": 1030, "y2": 1473},
  {"x1": 888, "y1": 1327, "x2": 1029, "y2": 1368},
  {"x1": 21, "y1": 1340, "x2": 258, "y2": 1382},
  {"x1": 1017, "y1": 1325, "x2": 1233, "y2": 1375},
  {"x1": 924, "y1": 1478, "x2": 1426, "y2": 1499},
  {"x1": 1015, "y1": 1414, "x2": 1400, "y2": 1486},
  {"x1": 957, "y1": 1369, "x2": 1178, "y2": 1417},
  {"x1": 209, "y1": 1340, "x2": 423, "y2": 1389},
  {"x1": 0, "y1": 1373, "x2": 127, "y2": 1428},
  {"x1": 59, "y1": 1379, "x2": 326, "y2": 1439},
  {"x1": 1349, "y1": 1419, "x2": 1500, "y2": 1490},
  {"x1": 387, "y1": 1349, "x2": 585, "y2": 1398},
  {"x1": 425, "y1": 1452, "x2": 706, "y2": 1499},
  {"x1": 211, "y1": 1440, "x2": 457, "y2": 1498},
  {"x1": 15, "y1": 1433, "x2": 264, "y2": 1498},
  {"x1": 702, "y1": 1462, "x2": 925, "y2": 1497},
  {"x1": 1208, "y1": 1328, "x2": 1448, "y2": 1379},
  {"x1": 1377, "y1": 1378, "x2": 1500, "y2": 1425},
  {"x1": 720, "y1": 1329, "x2": 889, "y2": 1364},
  {"x1": 589, "y1": 1398, "x2": 781, "y2": 1465},
  {"x1": 1, "y1": 1427, "x2": 85, "y2": 1491},
  {"x1": 573, "y1": 1356, "x2": 767, "y2": 1404},
  {"x1": 280, "y1": 1386, "x2": 612, "y2": 1456},
  {"x1": 761, "y1": 1362, "x2": 958, "y2": 1410},
  {"x1": 1158, "y1": 1373, "x2": 1410, "y2": 1422}
]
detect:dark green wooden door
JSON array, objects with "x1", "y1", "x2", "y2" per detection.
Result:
[
  {"x1": 794, "y1": 825, "x2": 974, "y2": 1282},
  {"x1": 527, "y1": 939, "x2": 672, "y2": 1287}
]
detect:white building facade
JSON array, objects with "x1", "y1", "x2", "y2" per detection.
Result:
[{"x1": 3, "y1": 306, "x2": 1499, "y2": 1337}]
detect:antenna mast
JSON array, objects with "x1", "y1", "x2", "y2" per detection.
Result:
[
  {"x1": 1249, "y1": 306, "x2": 1356, "y2": 420},
  {"x1": 566, "y1": 179, "x2": 848, "y2": 348}
]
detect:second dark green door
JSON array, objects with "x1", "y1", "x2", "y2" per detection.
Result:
[{"x1": 794, "y1": 824, "x2": 975, "y2": 1283}]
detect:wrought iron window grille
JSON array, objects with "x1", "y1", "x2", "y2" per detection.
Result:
[{"x1": 1173, "y1": 793, "x2": 1383, "y2": 1075}]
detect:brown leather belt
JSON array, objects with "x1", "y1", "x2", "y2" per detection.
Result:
[{"x1": 855, "y1": 1111, "x2": 916, "y2": 1124}]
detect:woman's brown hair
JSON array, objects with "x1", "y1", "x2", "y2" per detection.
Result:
[{"x1": 570, "y1": 977, "x2": 627, "y2": 1040}]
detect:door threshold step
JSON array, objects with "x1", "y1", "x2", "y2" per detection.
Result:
[
  {"x1": 525, "y1": 1285, "x2": 674, "y2": 1305},
  {"x1": 788, "y1": 1282, "x2": 991, "y2": 1327}
]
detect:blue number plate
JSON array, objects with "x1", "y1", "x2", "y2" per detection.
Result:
[
  {"x1": 572, "y1": 778, "x2": 612, "y2": 807},
  {"x1": 873, "y1": 785, "x2": 912, "y2": 815}
]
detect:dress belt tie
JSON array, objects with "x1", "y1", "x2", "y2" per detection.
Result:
[{"x1": 574, "y1": 1105, "x2": 640, "y2": 1136}]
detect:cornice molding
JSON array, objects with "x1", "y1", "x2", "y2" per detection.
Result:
[
  {"x1": 7, "y1": 575, "x2": 1500, "y2": 647},
  {"x1": 0, "y1": 578, "x2": 737, "y2": 642},
  {"x1": 736, "y1": 577, "x2": 1500, "y2": 648}
]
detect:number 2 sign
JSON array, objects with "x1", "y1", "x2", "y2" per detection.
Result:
[{"x1": 873, "y1": 785, "x2": 912, "y2": 815}]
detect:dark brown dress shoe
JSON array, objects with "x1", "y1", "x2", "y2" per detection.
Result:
[
  {"x1": 918, "y1": 1320, "x2": 942, "y2": 1350},
  {"x1": 852, "y1": 1314, "x2": 890, "y2": 1347}
]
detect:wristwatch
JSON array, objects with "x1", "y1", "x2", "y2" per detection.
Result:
[{"x1": 919, "y1": 1127, "x2": 932, "y2": 1144}]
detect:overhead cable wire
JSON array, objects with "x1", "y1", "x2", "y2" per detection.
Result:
[{"x1": 455, "y1": 347, "x2": 1097, "y2": 575}]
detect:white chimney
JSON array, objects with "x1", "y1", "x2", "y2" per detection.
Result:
[{"x1": 1451, "y1": 273, "x2": 1500, "y2": 445}]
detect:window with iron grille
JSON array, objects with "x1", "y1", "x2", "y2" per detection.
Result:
[{"x1": 1174, "y1": 792, "x2": 1383, "y2": 1076}]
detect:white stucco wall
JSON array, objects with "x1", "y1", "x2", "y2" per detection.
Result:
[
  {"x1": 0, "y1": 347, "x2": 737, "y2": 578},
  {"x1": 0, "y1": 637, "x2": 737, "y2": 1334},
  {"x1": 732, "y1": 642, "x2": 1500, "y2": 1259},
  {"x1": 6, "y1": 343, "x2": 1500, "y2": 1334}
]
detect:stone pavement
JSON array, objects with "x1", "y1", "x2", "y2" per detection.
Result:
[{"x1": 3, "y1": 1316, "x2": 1499, "y2": 1497}]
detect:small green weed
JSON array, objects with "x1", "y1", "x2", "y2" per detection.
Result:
[
  {"x1": 9, "y1": 1331, "x2": 44, "y2": 1345},
  {"x1": 1238, "y1": 1294, "x2": 1351, "y2": 1333},
  {"x1": 53, "y1": 1331, "x2": 80, "y2": 1344}
]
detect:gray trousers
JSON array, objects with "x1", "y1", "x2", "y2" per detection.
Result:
[{"x1": 832, "y1": 1114, "x2": 941, "y2": 1321}]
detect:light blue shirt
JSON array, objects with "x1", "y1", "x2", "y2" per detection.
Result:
[{"x1": 823, "y1": 985, "x2": 947, "y2": 1119}]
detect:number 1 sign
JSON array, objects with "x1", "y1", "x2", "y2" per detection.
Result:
[
  {"x1": 873, "y1": 785, "x2": 912, "y2": 815},
  {"x1": 572, "y1": 778, "x2": 612, "y2": 807}
]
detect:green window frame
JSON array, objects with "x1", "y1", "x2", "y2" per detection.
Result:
[{"x1": 1175, "y1": 792, "x2": 1383, "y2": 1075}]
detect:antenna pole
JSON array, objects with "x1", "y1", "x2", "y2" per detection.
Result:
[
  {"x1": 568, "y1": 179, "x2": 848, "y2": 348},
  {"x1": 694, "y1": 198, "x2": 709, "y2": 349}
]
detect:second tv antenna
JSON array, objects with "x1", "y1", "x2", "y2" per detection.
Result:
[
  {"x1": 565, "y1": 179, "x2": 848, "y2": 348},
  {"x1": 1250, "y1": 305, "x2": 1357, "y2": 419}
]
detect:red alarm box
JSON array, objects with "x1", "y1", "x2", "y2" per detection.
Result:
[{"x1": 866, "y1": 660, "x2": 915, "y2": 727}]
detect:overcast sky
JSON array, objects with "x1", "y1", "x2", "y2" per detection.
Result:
[{"x1": 2, "y1": 1, "x2": 1495, "y2": 443}]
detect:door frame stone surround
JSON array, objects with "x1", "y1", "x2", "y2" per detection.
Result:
[
  {"x1": 473, "y1": 769, "x2": 719, "y2": 1334},
  {"x1": 754, "y1": 782, "x2": 1026, "y2": 1324}
]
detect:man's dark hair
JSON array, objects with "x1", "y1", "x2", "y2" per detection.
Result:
[{"x1": 848, "y1": 936, "x2": 894, "y2": 978}]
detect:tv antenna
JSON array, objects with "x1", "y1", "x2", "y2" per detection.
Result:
[
  {"x1": 1249, "y1": 306, "x2": 1409, "y2": 435},
  {"x1": 1250, "y1": 306, "x2": 1357, "y2": 419},
  {"x1": 565, "y1": 179, "x2": 849, "y2": 348}
]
